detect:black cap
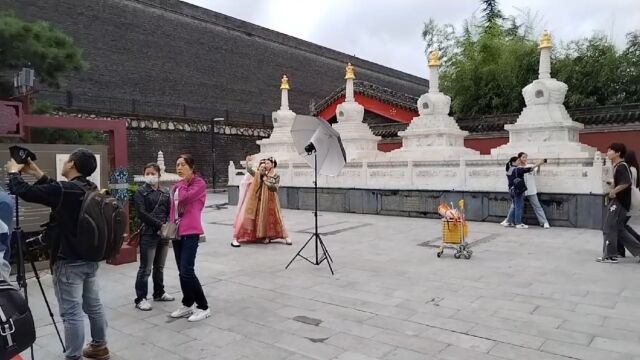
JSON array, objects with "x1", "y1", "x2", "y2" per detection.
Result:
[{"x1": 9, "y1": 146, "x2": 37, "y2": 165}]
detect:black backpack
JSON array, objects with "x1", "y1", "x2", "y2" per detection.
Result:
[
  {"x1": 512, "y1": 177, "x2": 528, "y2": 196},
  {"x1": 73, "y1": 182, "x2": 127, "y2": 262},
  {"x1": 0, "y1": 281, "x2": 35, "y2": 360}
]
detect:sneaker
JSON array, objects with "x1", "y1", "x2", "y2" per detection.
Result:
[
  {"x1": 515, "y1": 224, "x2": 529, "y2": 229},
  {"x1": 170, "y1": 305, "x2": 194, "y2": 318},
  {"x1": 135, "y1": 299, "x2": 152, "y2": 311},
  {"x1": 500, "y1": 220, "x2": 511, "y2": 227},
  {"x1": 188, "y1": 308, "x2": 211, "y2": 322},
  {"x1": 595, "y1": 257, "x2": 619, "y2": 263},
  {"x1": 543, "y1": 223, "x2": 550, "y2": 229},
  {"x1": 82, "y1": 342, "x2": 110, "y2": 360},
  {"x1": 154, "y1": 293, "x2": 175, "y2": 302}
]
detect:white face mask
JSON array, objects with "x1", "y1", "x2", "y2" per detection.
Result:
[{"x1": 144, "y1": 175, "x2": 159, "y2": 185}]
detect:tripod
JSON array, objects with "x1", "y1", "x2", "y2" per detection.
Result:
[
  {"x1": 285, "y1": 151, "x2": 334, "y2": 275},
  {"x1": 12, "y1": 196, "x2": 65, "y2": 358}
]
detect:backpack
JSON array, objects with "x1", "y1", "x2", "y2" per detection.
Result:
[
  {"x1": 0, "y1": 281, "x2": 35, "y2": 360},
  {"x1": 617, "y1": 162, "x2": 640, "y2": 216},
  {"x1": 512, "y1": 177, "x2": 528, "y2": 196},
  {"x1": 73, "y1": 182, "x2": 127, "y2": 262}
]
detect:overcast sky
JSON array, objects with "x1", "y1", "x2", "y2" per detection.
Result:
[{"x1": 185, "y1": 0, "x2": 640, "y2": 78}]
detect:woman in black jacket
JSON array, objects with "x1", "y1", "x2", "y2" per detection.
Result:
[{"x1": 133, "y1": 163, "x2": 174, "y2": 311}]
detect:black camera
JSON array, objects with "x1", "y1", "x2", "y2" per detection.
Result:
[
  {"x1": 9, "y1": 145, "x2": 37, "y2": 165},
  {"x1": 543, "y1": 159, "x2": 548, "y2": 163}
]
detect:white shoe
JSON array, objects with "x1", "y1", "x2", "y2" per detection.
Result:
[
  {"x1": 135, "y1": 299, "x2": 152, "y2": 311},
  {"x1": 188, "y1": 308, "x2": 211, "y2": 322},
  {"x1": 543, "y1": 223, "x2": 550, "y2": 229},
  {"x1": 500, "y1": 220, "x2": 513, "y2": 227},
  {"x1": 515, "y1": 224, "x2": 529, "y2": 229},
  {"x1": 170, "y1": 305, "x2": 194, "y2": 318},
  {"x1": 154, "y1": 293, "x2": 175, "y2": 302}
]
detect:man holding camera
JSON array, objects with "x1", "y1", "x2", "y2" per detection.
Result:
[{"x1": 5, "y1": 149, "x2": 109, "y2": 360}]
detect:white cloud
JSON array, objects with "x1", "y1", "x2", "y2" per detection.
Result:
[{"x1": 185, "y1": 0, "x2": 640, "y2": 78}]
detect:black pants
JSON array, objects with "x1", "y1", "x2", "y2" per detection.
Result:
[
  {"x1": 173, "y1": 235, "x2": 208, "y2": 310},
  {"x1": 618, "y1": 216, "x2": 640, "y2": 257},
  {"x1": 603, "y1": 200, "x2": 640, "y2": 258},
  {"x1": 135, "y1": 234, "x2": 170, "y2": 303}
]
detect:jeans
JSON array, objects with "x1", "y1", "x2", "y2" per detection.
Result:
[
  {"x1": 135, "y1": 234, "x2": 170, "y2": 303},
  {"x1": 52, "y1": 260, "x2": 107, "y2": 360},
  {"x1": 506, "y1": 195, "x2": 549, "y2": 226},
  {"x1": 173, "y1": 235, "x2": 208, "y2": 310},
  {"x1": 603, "y1": 200, "x2": 640, "y2": 258},
  {"x1": 507, "y1": 192, "x2": 525, "y2": 225}
]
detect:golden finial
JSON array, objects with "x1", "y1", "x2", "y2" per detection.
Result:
[
  {"x1": 539, "y1": 30, "x2": 552, "y2": 49},
  {"x1": 280, "y1": 74, "x2": 290, "y2": 90},
  {"x1": 428, "y1": 51, "x2": 441, "y2": 66},
  {"x1": 345, "y1": 62, "x2": 356, "y2": 80}
]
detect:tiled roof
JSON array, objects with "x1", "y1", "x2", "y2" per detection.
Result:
[{"x1": 312, "y1": 80, "x2": 419, "y2": 115}]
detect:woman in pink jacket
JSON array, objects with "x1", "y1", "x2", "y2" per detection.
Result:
[{"x1": 168, "y1": 154, "x2": 210, "y2": 322}]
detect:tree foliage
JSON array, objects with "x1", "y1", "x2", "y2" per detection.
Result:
[
  {"x1": 0, "y1": 13, "x2": 85, "y2": 96},
  {"x1": 421, "y1": 1, "x2": 640, "y2": 116}
]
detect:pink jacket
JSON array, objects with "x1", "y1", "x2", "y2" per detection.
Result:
[{"x1": 170, "y1": 175, "x2": 206, "y2": 236}]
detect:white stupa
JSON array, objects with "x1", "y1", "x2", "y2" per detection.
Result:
[
  {"x1": 332, "y1": 63, "x2": 384, "y2": 161},
  {"x1": 491, "y1": 30, "x2": 596, "y2": 158},
  {"x1": 388, "y1": 51, "x2": 478, "y2": 160}
]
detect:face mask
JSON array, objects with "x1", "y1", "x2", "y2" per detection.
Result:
[{"x1": 144, "y1": 175, "x2": 159, "y2": 185}]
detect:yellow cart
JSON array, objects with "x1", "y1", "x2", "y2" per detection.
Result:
[{"x1": 436, "y1": 200, "x2": 473, "y2": 259}]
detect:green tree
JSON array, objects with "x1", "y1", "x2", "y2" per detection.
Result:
[
  {"x1": 619, "y1": 30, "x2": 640, "y2": 103},
  {"x1": 0, "y1": 13, "x2": 85, "y2": 96}
]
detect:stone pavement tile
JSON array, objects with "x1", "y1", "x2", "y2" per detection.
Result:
[
  {"x1": 273, "y1": 333, "x2": 345, "y2": 360},
  {"x1": 541, "y1": 340, "x2": 634, "y2": 360},
  {"x1": 272, "y1": 293, "x2": 328, "y2": 311},
  {"x1": 471, "y1": 297, "x2": 538, "y2": 314},
  {"x1": 354, "y1": 300, "x2": 417, "y2": 320},
  {"x1": 409, "y1": 311, "x2": 476, "y2": 333},
  {"x1": 170, "y1": 340, "x2": 229, "y2": 360},
  {"x1": 372, "y1": 330, "x2": 448, "y2": 355},
  {"x1": 556, "y1": 293, "x2": 619, "y2": 309},
  {"x1": 420, "y1": 327, "x2": 496, "y2": 353},
  {"x1": 621, "y1": 289, "x2": 640, "y2": 299},
  {"x1": 493, "y1": 309, "x2": 563, "y2": 328},
  {"x1": 396, "y1": 299, "x2": 459, "y2": 318},
  {"x1": 285, "y1": 354, "x2": 318, "y2": 360},
  {"x1": 109, "y1": 313, "x2": 157, "y2": 335},
  {"x1": 435, "y1": 345, "x2": 505, "y2": 360},
  {"x1": 319, "y1": 318, "x2": 384, "y2": 339},
  {"x1": 453, "y1": 311, "x2": 593, "y2": 345},
  {"x1": 560, "y1": 320, "x2": 640, "y2": 342},
  {"x1": 590, "y1": 337, "x2": 640, "y2": 356},
  {"x1": 534, "y1": 306, "x2": 605, "y2": 325},
  {"x1": 333, "y1": 351, "x2": 381, "y2": 360},
  {"x1": 513, "y1": 294, "x2": 577, "y2": 311},
  {"x1": 575, "y1": 304, "x2": 640, "y2": 321},
  {"x1": 364, "y1": 315, "x2": 430, "y2": 336},
  {"x1": 383, "y1": 347, "x2": 435, "y2": 360},
  {"x1": 457, "y1": 285, "x2": 519, "y2": 301},
  {"x1": 489, "y1": 343, "x2": 573, "y2": 360},
  {"x1": 467, "y1": 324, "x2": 545, "y2": 349},
  {"x1": 113, "y1": 342, "x2": 183, "y2": 360},
  {"x1": 274, "y1": 319, "x2": 340, "y2": 339},
  {"x1": 179, "y1": 323, "x2": 244, "y2": 346},
  {"x1": 234, "y1": 305, "x2": 292, "y2": 327},
  {"x1": 143, "y1": 312, "x2": 210, "y2": 333},
  {"x1": 131, "y1": 326, "x2": 194, "y2": 352},
  {"x1": 326, "y1": 333, "x2": 395, "y2": 358},
  {"x1": 603, "y1": 317, "x2": 640, "y2": 333},
  {"x1": 228, "y1": 274, "x2": 287, "y2": 291},
  {"x1": 221, "y1": 338, "x2": 297, "y2": 359}
]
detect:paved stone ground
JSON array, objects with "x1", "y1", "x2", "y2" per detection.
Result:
[{"x1": 20, "y1": 193, "x2": 640, "y2": 360}]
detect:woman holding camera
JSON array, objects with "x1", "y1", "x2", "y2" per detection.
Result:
[
  {"x1": 168, "y1": 154, "x2": 210, "y2": 322},
  {"x1": 133, "y1": 163, "x2": 173, "y2": 311}
]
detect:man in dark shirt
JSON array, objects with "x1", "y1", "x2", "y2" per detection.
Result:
[
  {"x1": 598, "y1": 143, "x2": 640, "y2": 263},
  {"x1": 5, "y1": 148, "x2": 110, "y2": 360}
]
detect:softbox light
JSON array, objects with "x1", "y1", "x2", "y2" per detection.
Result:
[{"x1": 290, "y1": 115, "x2": 346, "y2": 176}]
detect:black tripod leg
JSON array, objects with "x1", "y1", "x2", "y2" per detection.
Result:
[
  {"x1": 285, "y1": 233, "x2": 315, "y2": 269},
  {"x1": 28, "y1": 258, "x2": 66, "y2": 352},
  {"x1": 317, "y1": 234, "x2": 334, "y2": 263}
]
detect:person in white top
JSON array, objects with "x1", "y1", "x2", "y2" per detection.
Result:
[{"x1": 501, "y1": 152, "x2": 550, "y2": 228}]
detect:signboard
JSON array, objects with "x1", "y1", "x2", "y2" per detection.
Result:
[
  {"x1": 56, "y1": 154, "x2": 101, "y2": 188},
  {"x1": 0, "y1": 101, "x2": 23, "y2": 137}
]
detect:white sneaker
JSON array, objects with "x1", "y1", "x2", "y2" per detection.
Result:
[
  {"x1": 543, "y1": 223, "x2": 550, "y2": 229},
  {"x1": 170, "y1": 305, "x2": 194, "y2": 318},
  {"x1": 500, "y1": 220, "x2": 513, "y2": 227},
  {"x1": 188, "y1": 308, "x2": 211, "y2": 322},
  {"x1": 135, "y1": 299, "x2": 152, "y2": 311},
  {"x1": 515, "y1": 224, "x2": 529, "y2": 229},
  {"x1": 154, "y1": 293, "x2": 175, "y2": 302}
]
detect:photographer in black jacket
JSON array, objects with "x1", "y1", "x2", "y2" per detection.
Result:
[{"x1": 5, "y1": 148, "x2": 109, "y2": 360}]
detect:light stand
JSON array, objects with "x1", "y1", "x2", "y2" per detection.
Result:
[
  {"x1": 12, "y1": 195, "x2": 65, "y2": 357},
  {"x1": 285, "y1": 144, "x2": 334, "y2": 275}
]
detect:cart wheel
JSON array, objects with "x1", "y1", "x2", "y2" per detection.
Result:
[
  {"x1": 464, "y1": 252, "x2": 472, "y2": 259},
  {"x1": 454, "y1": 252, "x2": 461, "y2": 259},
  {"x1": 437, "y1": 251, "x2": 442, "y2": 258},
  {"x1": 467, "y1": 249, "x2": 473, "y2": 255}
]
